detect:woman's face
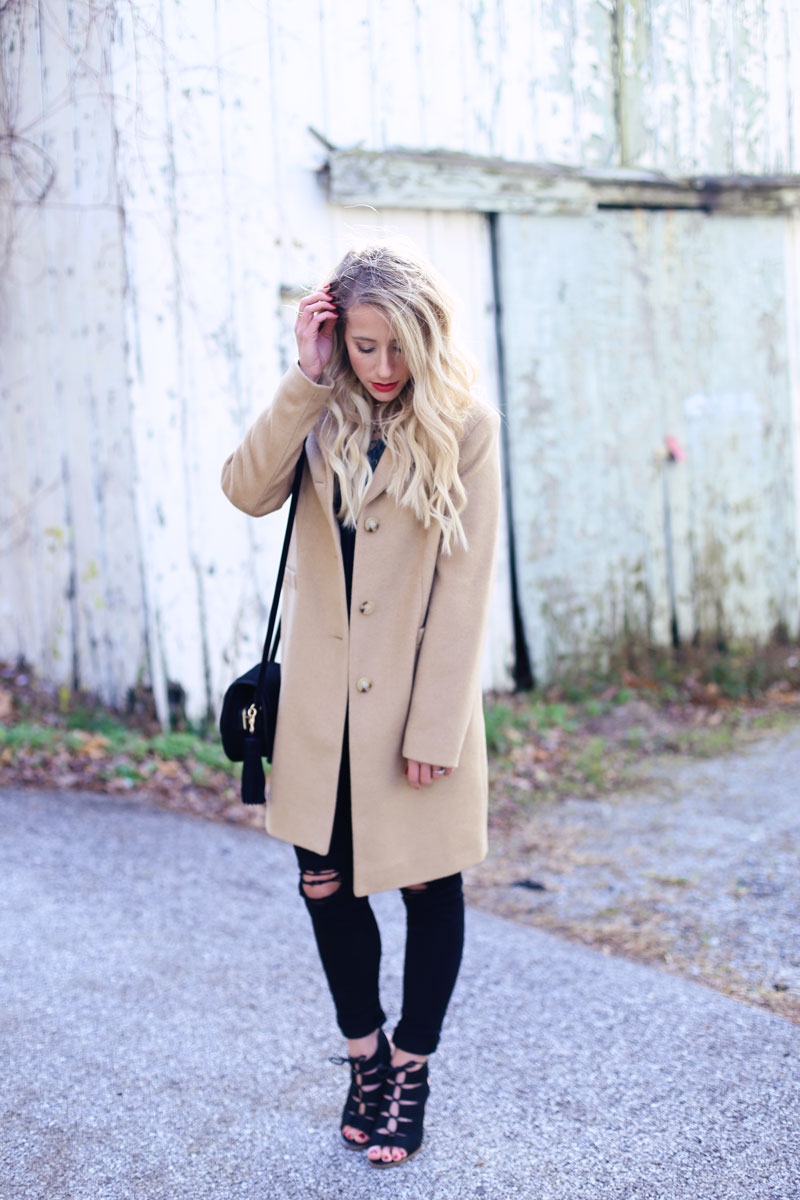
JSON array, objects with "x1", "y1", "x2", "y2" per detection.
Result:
[{"x1": 343, "y1": 304, "x2": 411, "y2": 404}]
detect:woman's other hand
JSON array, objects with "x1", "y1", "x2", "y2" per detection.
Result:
[
  {"x1": 405, "y1": 760, "x2": 454, "y2": 789},
  {"x1": 295, "y1": 286, "x2": 338, "y2": 382}
]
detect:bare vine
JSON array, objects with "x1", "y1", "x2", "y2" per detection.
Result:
[
  {"x1": 1, "y1": 1, "x2": 55, "y2": 204},
  {"x1": 0, "y1": 0, "x2": 125, "y2": 289}
]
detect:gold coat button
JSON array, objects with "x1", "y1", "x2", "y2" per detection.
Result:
[
  {"x1": 364, "y1": 517, "x2": 379, "y2": 532},
  {"x1": 356, "y1": 677, "x2": 372, "y2": 693},
  {"x1": 359, "y1": 600, "x2": 375, "y2": 615}
]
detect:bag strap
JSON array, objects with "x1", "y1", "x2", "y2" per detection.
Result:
[{"x1": 256, "y1": 447, "x2": 306, "y2": 691}]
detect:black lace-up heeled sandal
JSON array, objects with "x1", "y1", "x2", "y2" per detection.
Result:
[
  {"x1": 330, "y1": 1029, "x2": 391, "y2": 1150},
  {"x1": 367, "y1": 1058, "x2": 430, "y2": 1168}
]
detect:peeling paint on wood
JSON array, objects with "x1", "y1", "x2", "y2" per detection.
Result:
[
  {"x1": 326, "y1": 148, "x2": 800, "y2": 214},
  {"x1": 2, "y1": 0, "x2": 800, "y2": 712},
  {"x1": 497, "y1": 208, "x2": 798, "y2": 678}
]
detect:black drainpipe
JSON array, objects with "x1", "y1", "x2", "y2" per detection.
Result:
[{"x1": 488, "y1": 212, "x2": 534, "y2": 691}]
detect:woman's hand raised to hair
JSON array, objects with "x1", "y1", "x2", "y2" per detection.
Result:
[
  {"x1": 405, "y1": 761, "x2": 454, "y2": 789},
  {"x1": 295, "y1": 286, "x2": 338, "y2": 382}
]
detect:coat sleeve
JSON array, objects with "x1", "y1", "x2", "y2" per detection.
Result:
[
  {"x1": 401, "y1": 405, "x2": 502, "y2": 768},
  {"x1": 220, "y1": 362, "x2": 333, "y2": 515}
]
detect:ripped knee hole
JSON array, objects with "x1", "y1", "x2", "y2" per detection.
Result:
[{"x1": 301, "y1": 869, "x2": 342, "y2": 900}]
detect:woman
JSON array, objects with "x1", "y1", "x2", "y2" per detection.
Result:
[{"x1": 221, "y1": 244, "x2": 500, "y2": 1167}]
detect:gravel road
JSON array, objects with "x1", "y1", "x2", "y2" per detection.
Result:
[
  {"x1": 470, "y1": 721, "x2": 800, "y2": 1021},
  {"x1": 1, "y1": 781, "x2": 799, "y2": 1200}
]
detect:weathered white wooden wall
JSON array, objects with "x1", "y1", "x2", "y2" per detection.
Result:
[
  {"x1": 2, "y1": 0, "x2": 800, "y2": 717},
  {"x1": 0, "y1": 2, "x2": 146, "y2": 710}
]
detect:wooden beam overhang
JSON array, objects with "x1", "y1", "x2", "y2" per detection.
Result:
[{"x1": 322, "y1": 148, "x2": 800, "y2": 216}]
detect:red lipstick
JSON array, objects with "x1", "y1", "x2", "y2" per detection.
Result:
[{"x1": 371, "y1": 382, "x2": 399, "y2": 393}]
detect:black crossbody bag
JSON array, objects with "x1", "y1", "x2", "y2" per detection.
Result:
[{"x1": 219, "y1": 449, "x2": 305, "y2": 805}]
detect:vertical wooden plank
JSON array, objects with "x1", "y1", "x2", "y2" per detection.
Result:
[
  {"x1": 762, "y1": 0, "x2": 791, "y2": 170},
  {"x1": 686, "y1": 0, "x2": 735, "y2": 170},
  {"x1": 55, "y1": 2, "x2": 143, "y2": 705},
  {"x1": 1, "y1": 1, "x2": 143, "y2": 704},
  {"x1": 110, "y1": 0, "x2": 175, "y2": 722},
  {"x1": 202, "y1": 0, "x2": 290, "y2": 708},
  {"x1": 786, "y1": 0, "x2": 800, "y2": 169},
  {"x1": 528, "y1": 0, "x2": 582, "y2": 162},
  {"x1": 365, "y1": 0, "x2": 424, "y2": 147},
  {"x1": 413, "y1": 0, "x2": 468, "y2": 151},
  {"x1": 0, "y1": 3, "x2": 72, "y2": 681},
  {"x1": 318, "y1": 0, "x2": 375, "y2": 148},
  {"x1": 729, "y1": 0, "x2": 768, "y2": 172},
  {"x1": 494, "y1": 0, "x2": 541, "y2": 161},
  {"x1": 460, "y1": 0, "x2": 504, "y2": 157},
  {"x1": 163, "y1": 0, "x2": 251, "y2": 718},
  {"x1": 110, "y1": 0, "x2": 207, "y2": 717},
  {"x1": 616, "y1": 0, "x2": 648, "y2": 164},
  {"x1": 679, "y1": 215, "x2": 796, "y2": 641},
  {"x1": 643, "y1": 208, "x2": 696, "y2": 645},
  {"x1": 267, "y1": 0, "x2": 330, "y2": 290},
  {"x1": 785, "y1": 214, "x2": 800, "y2": 632},
  {"x1": 642, "y1": 1, "x2": 691, "y2": 167},
  {"x1": 619, "y1": 0, "x2": 734, "y2": 171},
  {"x1": 572, "y1": 0, "x2": 617, "y2": 164},
  {"x1": 0, "y1": 2, "x2": 66, "y2": 676}
]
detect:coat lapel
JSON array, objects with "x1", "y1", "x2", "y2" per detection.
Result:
[
  {"x1": 305, "y1": 431, "x2": 340, "y2": 550},
  {"x1": 363, "y1": 440, "x2": 392, "y2": 506},
  {"x1": 308, "y1": 429, "x2": 393, "y2": 516}
]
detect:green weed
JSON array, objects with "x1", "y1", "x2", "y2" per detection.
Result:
[
  {"x1": 0, "y1": 723, "x2": 59, "y2": 751},
  {"x1": 111, "y1": 763, "x2": 146, "y2": 782},
  {"x1": 529, "y1": 702, "x2": 577, "y2": 733},
  {"x1": 574, "y1": 736, "x2": 608, "y2": 786},
  {"x1": 483, "y1": 704, "x2": 516, "y2": 755}
]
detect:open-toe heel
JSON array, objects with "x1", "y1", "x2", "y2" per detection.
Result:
[
  {"x1": 330, "y1": 1029, "x2": 391, "y2": 1150},
  {"x1": 367, "y1": 1058, "x2": 430, "y2": 1168}
]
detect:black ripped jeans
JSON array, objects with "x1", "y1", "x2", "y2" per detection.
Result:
[{"x1": 294, "y1": 727, "x2": 465, "y2": 1056}]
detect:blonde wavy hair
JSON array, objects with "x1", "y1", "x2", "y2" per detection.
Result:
[{"x1": 316, "y1": 244, "x2": 477, "y2": 555}]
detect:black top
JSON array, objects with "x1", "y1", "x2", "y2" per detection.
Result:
[{"x1": 336, "y1": 438, "x2": 386, "y2": 616}]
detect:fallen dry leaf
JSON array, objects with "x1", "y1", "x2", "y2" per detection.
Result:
[
  {"x1": 621, "y1": 671, "x2": 659, "y2": 691},
  {"x1": 80, "y1": 735, "x2": 111, "y2": 760},
  {"x1": 764, "y1": 688, "x2": 800, "y2": 705},
  {"x1": 153, "y1": 759, "x2": 181, "y2": 778}
]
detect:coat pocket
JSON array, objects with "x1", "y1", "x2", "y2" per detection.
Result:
[{"x1": 415, "y1": 624, "x2": 426, "y2": 650}]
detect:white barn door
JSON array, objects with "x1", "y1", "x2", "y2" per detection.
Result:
[{"x1": 496, "y1": 208, "x2": 800, "y2": 682}]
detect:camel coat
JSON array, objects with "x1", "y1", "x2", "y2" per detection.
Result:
[{"x1": 221, "y1": 362, "x2": 501, "y2": 896}]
